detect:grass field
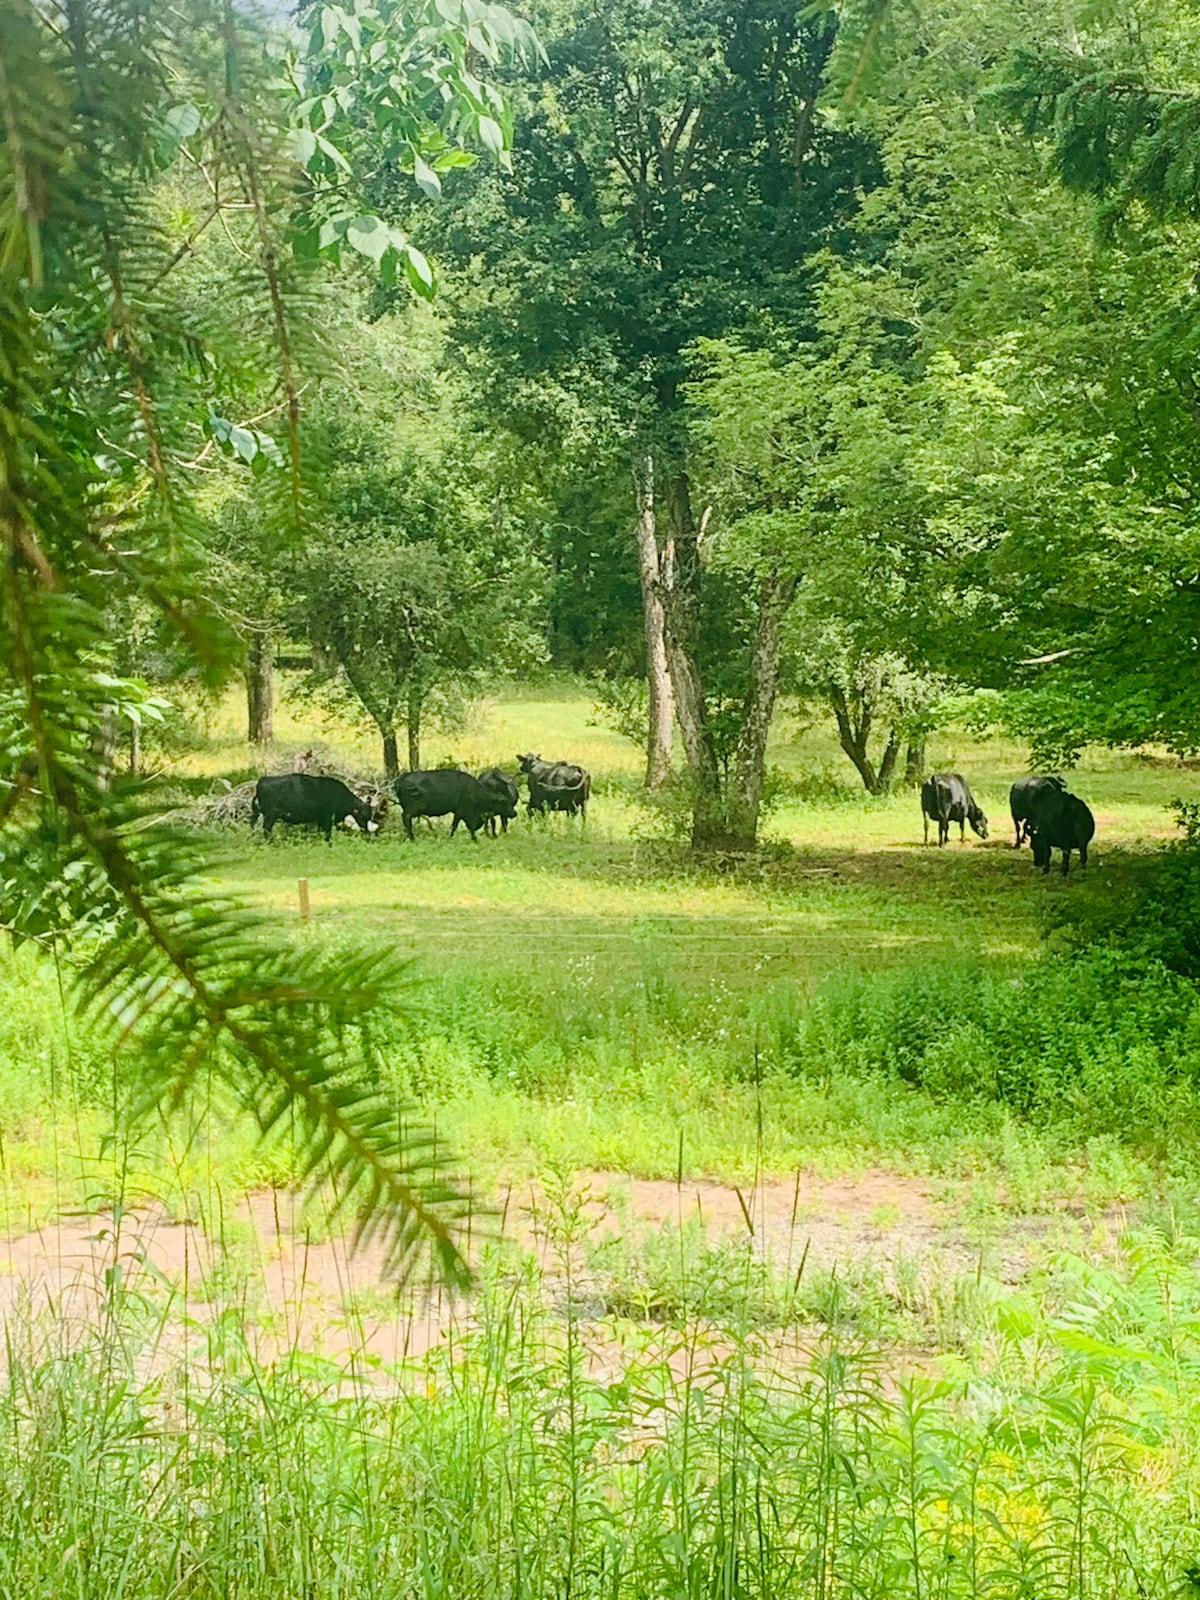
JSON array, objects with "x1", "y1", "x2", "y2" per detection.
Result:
[{"x1": 3, "y1": 681, "x2": 1200, "y2": 1597}]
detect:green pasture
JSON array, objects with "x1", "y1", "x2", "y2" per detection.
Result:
[
  {"x1": 195, "y1": 679, "x2": 1186, "y2": 1001},
  {"x1": 3, "y1": 687, "x2": 1200, "y2": 1600},
  {"x1": 101, "y1": 682, "x2": 1192, "y2": 1204},
  {"x1": 2, "y1": 681, "x2": 1196, "y2": 1226}
]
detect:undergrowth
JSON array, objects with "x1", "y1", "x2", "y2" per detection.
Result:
[{"x1": 1, "y1": 1211, "x2": 1199, "y2": 1598}]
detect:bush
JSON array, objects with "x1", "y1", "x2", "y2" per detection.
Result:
[{"x1": 790, "y1": 948, "x2": 1200, "y2": 1146}]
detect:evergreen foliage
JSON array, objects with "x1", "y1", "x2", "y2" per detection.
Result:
[{"x1": 0, "y1": 0, "x2": 532, "y2": 1283}]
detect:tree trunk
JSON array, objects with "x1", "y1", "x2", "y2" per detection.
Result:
[
  {"x1": 829, "y1": 682, "x2": 881, "y2": 794},
  {"x1": 731, "y1": 573, "x2": 799, "y2": 845},
  {"x1": 128, "y1": 718, "x2": 141, "y2": 776},
  {"x1": 658, "y1": 473, "x2": 725, "y2": 848},
  {"x1": 339, "y1": 656, "x2": 400, "y2": 780},
  {"x1": 877, "y1": 727, "x2": 901, "y2": 794},
  {"x1": 90, "y1": 710, "x2": 116, "y2": 791},
  {"x1": 634, "y1": 455, "x2": 674, "y2": 788},
  {"x1": 904, "y1": 737, "x2": 926, "y2": 787},
  {"x1": 406, "y1": 685, "x2": 422, "y2": 772},
  {"x1": 829, "y1": 682, "x2": 902, "y2": 796},
  {"x1": 245, "y1": 632, "x2": 274, "y2": 745}
]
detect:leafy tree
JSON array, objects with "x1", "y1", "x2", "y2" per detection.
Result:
[
  {"x1": 420, "y1": 0, "x2": 881, "y2": 844},
  {"x1": 303, "y1": 531, "x2": 541, "y2": 774},
  {"x1": 0, "y1": 0, "x2": 531, "y2": 1282}
]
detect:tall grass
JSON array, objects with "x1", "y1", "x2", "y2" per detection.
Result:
[
  {"x1": 6, "y1": 928, "x2": 1200, "y2": 1218},
  {"x1": 0, "y1": 1215, "x2": 1197, "y2": 1598}
]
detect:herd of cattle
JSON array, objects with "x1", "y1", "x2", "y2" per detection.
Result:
[
  {"x1": 249, "y1": 753, "x2": 591, "y2": 844},
  {"x1": 248, "y1": 757, "x2": 1095, "y2": 876},
  {"x1": 921, "y1": 771, "x2": 1096, "y2": 876}
]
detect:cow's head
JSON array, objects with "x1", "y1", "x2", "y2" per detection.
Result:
[
  {"x1": 480, "y1": 771, "x2": 518, "y2": 824},
  {"x1": 968, "y1": 806, "x2": 989, "y2": 840},
  {"x1": 348, "y1": 792, "x2": 385, "y2": 836}
]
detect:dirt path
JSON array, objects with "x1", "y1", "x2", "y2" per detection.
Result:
[{"x1": 0, "y1": 1171, "x2": 1120, "y2": 1382}]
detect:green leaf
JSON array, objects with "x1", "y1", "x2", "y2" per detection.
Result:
[
  {"x1": 404, "y1": 243, "x2": 436, "y2": 298},
  {"x1": 413, "y1": 151, "x2": 442, "y2": 200},
  {"x1": 320, "y1": 5, "x2": 342, "y2": 49},
  {"x1": 205, "y1": 410, "x2": 233, "y2": 446},
  {"x1": 165, "y1": 102, "x2": 202, "y2": 141},
  {"x1": 318, "y1": 215, "x2": 349, "y2": 251},
  {"x1": 288, "y1": 127, "x2": 318, "y2": 166},
  {"x1": 433, "y1": 149, "x2": 477, "y2": 172},
  {"x1": 229, "y1": 425, "x2": 259, "y2": 464},
  {"x1": 346, "y1": 213, "x2": 390, "y2": 262},
  {"x1": 477, "y1": 114, "x2": 505, "y2": 159},
  {"x1": 315, "y1": 132, "x2": 353, "y2": 173}
]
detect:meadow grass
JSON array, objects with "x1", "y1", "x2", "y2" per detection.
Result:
[
  {"x1": 4, "y1": 675, "x2": 1200, "y2": 1597},
  {"x1": 1, "y1": 680, "x2": 1195, "y2": 1230},
  {"x1": 0, "y1": 1201, "x2": 1197, "y2": 1599}
]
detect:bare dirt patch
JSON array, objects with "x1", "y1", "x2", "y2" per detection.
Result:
[{"x1": 0, "y1": 1170, "x2": 1119, "y2": 1385}]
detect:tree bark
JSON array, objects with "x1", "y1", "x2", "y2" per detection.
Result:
[
  {"x1": 877, "y1": 728, "x2": 901, "y2": 794},
  {"x1": 904, "y1": 737, "x2": 926, "y2": 787},
  {"x1": 245, "y1": 631, "x2": 274, "y2": 745},
  {"x1": 731, "y1": 573, "x2": 799, "y2": 845},
  {"x1": 340, "y1": 657, "x2": 400, "y2": 779},
  {"x1": 658, "y1": 472, "x2": 725, "y2": 848},
  {"x1": 830, "y1": 682, "x2": 878, "y2": 793},
  {"x1": 90, "y1": 710, "x2": 116, "y2": 791},
  {"x1": 406, "y1": 684, "x2": 422, "y2": 772},
  {"x1": 128, "y1": 718, "x2": 141, "y2": 776},
  {"x1": 829, "y1": 682, "x2": 901, "y2": 796},
  {"x1": 634, "y1": 454, "x2": 675, "y2": 788}
]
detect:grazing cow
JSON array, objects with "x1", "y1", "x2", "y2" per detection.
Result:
[
  {"x1": 920, "y1": 772, "x2": 989, "y2": 847},
  {"x1": 1009, "y1": 774, "x2": 1066, "y2": 847},
  {"x1": 477, "y1": 768, "x2": 519, "y2": 835},
  {"x1": 1027, "y1": 789, "x2": 1095, "y2": 877},
  {"x1": 394, "y1": 768, "x2": 507, "y2": 841},
  {"x1": 517, "y1": 752, "x2": 591, "y2": 819},
  {"x1": 250, "y1": 774, "x2": 382, "y2": 842}
]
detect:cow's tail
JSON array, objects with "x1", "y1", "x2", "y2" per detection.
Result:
[{"x1": 250, "y1": 793, "x2": 260, "y2": 830}]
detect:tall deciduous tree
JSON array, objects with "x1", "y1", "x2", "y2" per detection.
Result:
[{"x1": 422, "y1": 0, "x2": 880, "y2": 845}]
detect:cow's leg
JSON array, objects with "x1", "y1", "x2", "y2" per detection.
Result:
[
  {"x1": 1079, "y1": 841, "x2": 1089, "y2": 868},
  {"x1": 938, "y1": 818, "x2": 948, "y2": 847},
  {"x1": 1061, "y1": 847, "x2": 1071, "y2": 877},
  {"x1": 403, "y1": 811, "x2": 415, "y2": 840},
  {"x1": 450, "y1": 815, "x2": 461, "y2": 836},
  {"x1": 262, "y1": 814, "x2": 275, "y2": 839},
  {"x1": 923, "y1": 812, "x2": 929, "y2": 845},
  {"x1": 322, "y1": 816, "x2": 334, "y2": 843}
]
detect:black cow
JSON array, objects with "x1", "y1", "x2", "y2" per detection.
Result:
[
  {"x1": 250, "y1": 774, "x2": 381, "y2": 842},
  {"x1": 477, "y1": 768, "x2": 519, "y2": 835},
  {"x1": 1009, "y1": 774, "x2": 1066, "y2": 847},
  {"x1": 1027, "y1": 789, "x2": 1095, "y2": 877},
  {"x1": 920, "y1": 772, "x2": 989, "y2": 847},
  {"x1": 395, "y1": 769, "x2": 507, "y2": 841},
  {"x1": 517, "y1": 753, "x2": 591, "y2": 819}
]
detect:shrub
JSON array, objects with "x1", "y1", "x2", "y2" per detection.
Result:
[{"x1": 789, "y1": 949, "x2": 1200, "y2": 1146}]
